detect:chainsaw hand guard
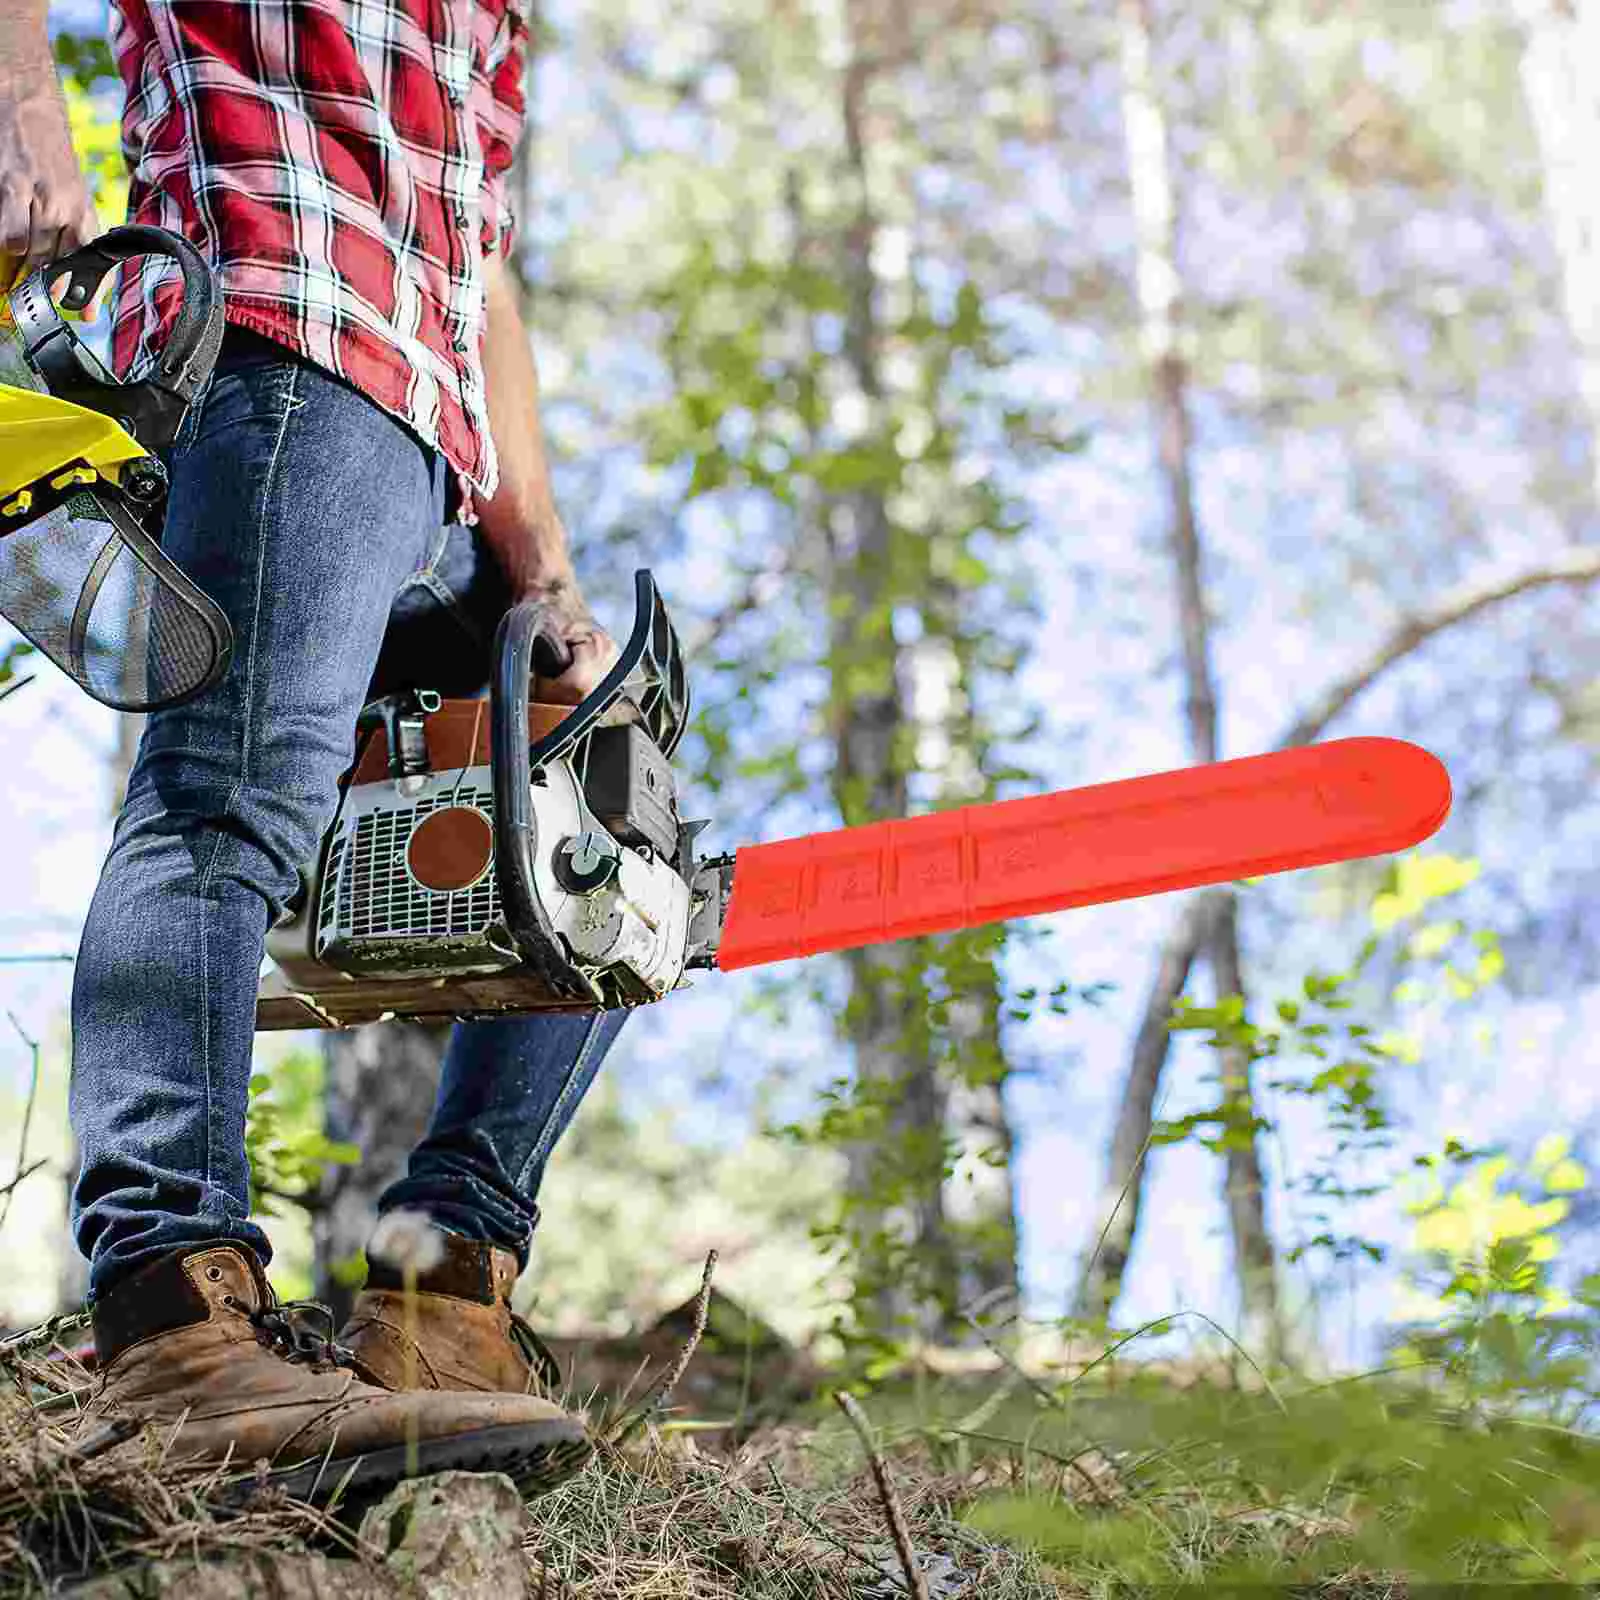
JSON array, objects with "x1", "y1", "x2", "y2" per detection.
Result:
[{"x1": 0, "y1": 226, "x2": 232, "y2": 712}]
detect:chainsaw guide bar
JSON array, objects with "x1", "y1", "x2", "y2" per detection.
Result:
[{"x1": 715, "y1": 737, "x2": 1451, "y2": 971}]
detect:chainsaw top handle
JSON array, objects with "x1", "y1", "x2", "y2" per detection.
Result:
[{"x1": 7, "y1": 224, "x2": 224, "y2": 451}]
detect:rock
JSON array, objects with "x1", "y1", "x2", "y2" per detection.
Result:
[
  {"x1": 357, "y1": 1471, "x2": 528, "y2": 1593},
  {"x1": 65, "y1": 1471, "x2": 527, "y2": 1599},
  {"x1": 860, "y1": 1548, "x2": 973, "y2": 1598},
  {"x1": 68, "y1": 1549, "x2": 379, "y2": 1600}
]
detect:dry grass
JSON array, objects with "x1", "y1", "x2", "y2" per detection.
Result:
[
  {"x1": 0, "y1": 1318, "x2": 1059, "y2": 1599},
  {"x1": 521, "y1": 1421, "x2": 1059, "y2": 1598},
  {"x1": 0, "y1": 1321, "x2": 386, "y2": 1597}
]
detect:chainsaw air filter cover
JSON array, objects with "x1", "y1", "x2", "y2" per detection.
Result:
[{"x1": 0, "y1": 225, "x2": 232, "y2": 712}]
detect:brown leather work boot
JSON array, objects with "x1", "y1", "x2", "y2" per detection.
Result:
[
  {"x1": 339, "y1": 1231, "x2": 559, "y2": 1396},
  {"x1": 80, "y1": 1241, "x2": 589, "y2": 1500}
]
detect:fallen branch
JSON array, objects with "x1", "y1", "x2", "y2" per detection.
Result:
[
  {"x1": 605, "y1": 1249, "x2": 718, "y2": 1447},
  {"x1": 0, "y1": 1311, "x2": 91, "y2": 1365},
  {"x1": 1, "y1": 1013, "x2": 43, "y2": 1234},
  {"x1": 833, "y1": 1390, "x2": 930, "y2": 1600}
]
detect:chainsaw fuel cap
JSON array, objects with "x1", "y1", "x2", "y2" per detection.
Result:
[{"x1": 405, "y1": 805, "x2": 495, "y2": 893}]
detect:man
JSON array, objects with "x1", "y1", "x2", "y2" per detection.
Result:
[{"x1": 1, "y1": 0, "x2": 624, "y2": 1498}]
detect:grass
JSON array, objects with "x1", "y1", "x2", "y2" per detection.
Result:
[
  {"x1": 0, "y1": 1316, "x2": 1057, "y2": 1598},
  {"x1": 850, "y1": 1357, "x2": 1600, "y2": 1595},
  {"x1": 6, "y1": 1305, "x2": 1600, "y2": 1597},
  {"x1": 523, "y1": 1422, "x2": 1056, "y2": 1597}
]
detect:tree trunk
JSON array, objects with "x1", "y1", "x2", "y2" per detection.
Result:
[
  {"x1": 1208, "y1": 893, "x2": 1278, "y2": 1355},
  {"x1": 825, "y1": 24, "x2": 960, "y2": 1341},
  {"x1": 1517, "y1": 0, "x2": 1600, "y2": 501},
  {"x1": 313, "y1": 1022, "x2": 448, "y2": 1324},
  {"x1": 1075, "y1": 890, "x2": 1217, "y2": 1322},
  {"x1": 1099, "y1": 0, "x2": 1280, "y2": 1344},
  {"x1": 506, "y1": 0, "x2": 544, "y2": 312},
  {"x1": 942, "y1": 978, "x2": 1020, "y2": 1323}
]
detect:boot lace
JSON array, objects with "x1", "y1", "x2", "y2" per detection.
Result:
[{"x1": 227, "y1": 1292, "x2": 354, "y2": 1371}]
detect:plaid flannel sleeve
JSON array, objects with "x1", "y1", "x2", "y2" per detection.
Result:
[{"x1": 475, "y1": 2, "x2": 528, "y2": 258}]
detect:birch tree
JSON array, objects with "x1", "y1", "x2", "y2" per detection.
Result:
[{"x1": 1516, "y1": 0, "x2": 1600, "y2": 501}]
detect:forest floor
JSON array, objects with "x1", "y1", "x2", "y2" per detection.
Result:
[{"x1": 4, "y1": 1292, "x2": 1600, "y2": 1596}]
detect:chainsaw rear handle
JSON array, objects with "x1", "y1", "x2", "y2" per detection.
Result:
[{"x1": 7, "y1": 224, "x2": 224, "y2": 450}]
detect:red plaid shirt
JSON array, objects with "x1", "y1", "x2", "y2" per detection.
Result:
[{"x1": 107, "y1": 0, "x2": 528, "y2": 507}]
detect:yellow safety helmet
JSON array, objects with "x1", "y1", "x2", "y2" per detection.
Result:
[{"x1": 0, "y1": 225, "x2": 231, "y2": 712}]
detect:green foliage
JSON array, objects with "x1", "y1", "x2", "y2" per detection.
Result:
[
  {"x1": 950, "y1": 1371, "x2": 1600, "y2": 1591},
  {"x1": 1159, "y1": 853, "x2": 1503, "y2": 1286},
  {"x1": 1395, "y1": 1133, "x2": 1600, "y2": 1420},
  {"x1": 0, "y1": 641, "x2": 34, "y2": 704},
  {"x1": 243, "y1": 1050, "x2": 358, "y2": 1220},
  {"x1": 51, "y1": 33, "x2": 116, "y2": 94},
  {"x1": 49, "y1": 32, "x2": 130, "y2": 230},
  {"x1": 780, "y1": 943, "x2": 1112, "y2": 1358},
  {"x1": 967, "y1": 1494, "x2": 1170, "y2": 1584}
]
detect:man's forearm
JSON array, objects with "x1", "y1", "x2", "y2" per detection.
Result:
[
  {"x1": 2, "y1": 0, "x2": 101, "y2": 284},
  {"x1": 475, "y1": 252, "x2": 575, "y2": 597},
  {"x1": 1, "y1": 0, "x2": 55, "y2": 82}
]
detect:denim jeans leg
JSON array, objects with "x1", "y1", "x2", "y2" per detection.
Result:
[
  {"x1": 376, "y1": 1010, "x2": 628, "y2": 1267},
  {"x1": 369, "y1": 522, "x2": 629, "y2": 1266},
  {"x1": 70, "y1": 343, "x2": 446, "y2": 1302}
]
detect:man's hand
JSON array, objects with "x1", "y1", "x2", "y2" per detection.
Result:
[
  {"x1": 1, "y1": 27, "x2": 101, "y2": 297},
  {"x1": 474, "y1": 254, "x2": 620, "y2": 703},
  {"x1": 526, "y1": 571, "x2": 621, "y2": 706}
]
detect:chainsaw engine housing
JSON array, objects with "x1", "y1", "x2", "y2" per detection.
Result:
[{"x1": 258, "y1": 571, "x2": 722, "y2": 1029}]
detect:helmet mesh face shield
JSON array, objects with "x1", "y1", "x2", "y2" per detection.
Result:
[{"x1": 0, "y1": 487, "x2": 230, "y2": 711}]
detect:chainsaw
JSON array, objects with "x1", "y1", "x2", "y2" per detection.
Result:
[
  {"x1": 257, "y1": 569, "x2": 1454, "y2": 1030},
  {"x1": 0, "y1": 224, "x2": 232, "y2": 711}
]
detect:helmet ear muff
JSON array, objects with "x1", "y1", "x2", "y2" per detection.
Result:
[{"x1": 4, "y1": 224, "x2": 224, "y2": 452}]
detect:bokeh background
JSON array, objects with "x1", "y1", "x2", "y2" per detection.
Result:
[{"x1": 3, "y1": 0, "x2": 1599, "y2": 1389}]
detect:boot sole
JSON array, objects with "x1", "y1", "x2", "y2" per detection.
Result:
[{"x1": 244, "y1": 1418, "x2": 593, "y2": 1507}]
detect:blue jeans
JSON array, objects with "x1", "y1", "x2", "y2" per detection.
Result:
[{"x1": 69, "y1": 330, "x2": 624, "y2": 1302}]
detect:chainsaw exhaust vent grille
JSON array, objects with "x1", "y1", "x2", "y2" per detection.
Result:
[
  {"x1": 317, "y1": 784, "x2": 517, "y2": 978},
  {"x1": 0, "y1": 493, "x2": 232, "y2": 711}
]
